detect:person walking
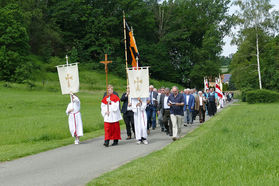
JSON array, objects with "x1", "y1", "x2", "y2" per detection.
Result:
[
  {"x1": 183, "y1": 89, "x2": 195, "y2": 125},
  {"x1": 120, "y1": 86, "x2": 135, "y2": 140},
  {"x1": 168, "y1": 86, "x2": 185, "y2": 141}
]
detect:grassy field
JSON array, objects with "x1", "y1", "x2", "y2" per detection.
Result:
[
  {"x1": 89, "y1": 102, "x2": 279, "y2": 186},
  {"x1": 0, "y1": 69, "x2": 182, "y2": 161},
  {"x1": 0, "y1": 84, "x2": 107, "y2": 161}
]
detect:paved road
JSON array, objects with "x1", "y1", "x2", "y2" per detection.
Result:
[{"x1": 0, "y1": 102, "x2": 232, "y2": 186}]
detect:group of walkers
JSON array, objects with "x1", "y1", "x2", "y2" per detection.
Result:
[{"x1": 65, "y1": 84, "x2": 233, "y2": 146}]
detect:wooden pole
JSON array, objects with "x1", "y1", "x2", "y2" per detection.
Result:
[
  {"x1": 66, "y1": 55, "x2": 72, "y2": 103},
  {"x1": 100, "y1": 54, "x2": 112, "y2": 113},
  {"x1": 123, "y1": 11, "x2": 130, "y2": 104},
  {"x1": 123, "y1": 11, "x2": 129, "y2": 85}
]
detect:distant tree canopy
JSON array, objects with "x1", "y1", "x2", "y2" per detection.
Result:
[{"x1": 0, "y1": 0, "x2": 232, "y2": 88}]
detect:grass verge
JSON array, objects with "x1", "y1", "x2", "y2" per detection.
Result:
[{"x1": 88, "y1": 102, "x2": 279, "y2": 186}]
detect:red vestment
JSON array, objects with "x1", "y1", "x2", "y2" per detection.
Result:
[{"x1": 101, "y1": 94, "x2": 122, "y2": 140}]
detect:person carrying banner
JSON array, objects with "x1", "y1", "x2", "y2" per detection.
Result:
[
  {"x1": 132, "y1": 97, "x2": 148, "y2": 145},
  {"x1": 66, "y1": 93, "x2": 83, "y2": 144}
]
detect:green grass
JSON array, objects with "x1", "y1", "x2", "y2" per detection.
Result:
[
  {"x1": 0, "y1": 85, "x2": 108, "y2": 161},
  {"x1": 88, "y1": 102, "x2": 279, "y2": 186}
]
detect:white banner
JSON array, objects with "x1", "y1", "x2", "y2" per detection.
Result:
[
  {"x1": 57, "y1": 63, "x2": 79, "y2": 95},
  {"x1": 127, "y1": 67, "x2": 149, "y2": 98}
]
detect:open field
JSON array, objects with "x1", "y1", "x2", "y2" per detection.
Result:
[
  {"x1": 0, "y1": 85, "x2": 106, "y2": 161},
  {"x1": 89, "y1": 102, "x2": 279, "y2": 186}
]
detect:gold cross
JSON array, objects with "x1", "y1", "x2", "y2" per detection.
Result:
[
  {"x1": 134, "y1": 77, "x2": 142, "y2": 91},
  {"x1": 65, "y1": 73, "x2": 73, "y2": 88}
]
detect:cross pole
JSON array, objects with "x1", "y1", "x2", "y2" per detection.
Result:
[
  {"x1": 100, "y1": 54, "x2": 112, "y2": 114},
  {"x1": 100, "y1": 54, "x2": 112, "y2": 96}
]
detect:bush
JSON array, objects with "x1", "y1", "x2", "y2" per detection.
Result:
[
  {"x1": 246, "y1": 89, "x2": 279, "y2": 104},
  {"x1": 241, "y1": 88, "x2": 254, "y2": 102}
]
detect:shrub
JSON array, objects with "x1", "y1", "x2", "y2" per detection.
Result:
[
  {"x1": 241, "y1": 88, "x2": 254, "y2": 102},
  {"x1": 246, "y1": 89, "x2": 279, "y2": 104}
]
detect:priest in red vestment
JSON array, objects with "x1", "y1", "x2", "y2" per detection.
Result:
[{"x1": 101, "y1": 87, "x2": 122, "y2": 147}]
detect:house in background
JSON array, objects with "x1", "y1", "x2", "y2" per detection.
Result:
[{"x1": 221, "y1": 74, "x2": 232, "y2": 84}]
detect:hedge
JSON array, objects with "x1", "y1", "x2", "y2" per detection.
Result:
[
  {"x1": 246, "y1": 89, "x2": 279, "y2": 104},
  {"x1": 241, "y1": 88, "x2": 254, "y2": 102}
]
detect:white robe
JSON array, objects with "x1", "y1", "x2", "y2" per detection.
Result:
[
  {"x1": 101, "y1": 101, "x2": 122, "y2": 123},
  {"x1": 66, "y1": 95, "x2": 83, "y2": 137},
  {"x1": 132, "y1": 98, "x2": 148, "y2": 140}
]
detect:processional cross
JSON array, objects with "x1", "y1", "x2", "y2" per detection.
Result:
[
  {"x1": 134, "y1": 77, "x2": 142, "y2": 91},
  {"x1": 100, "y1": 54, "x2": 112, "y2": 113},
  {"x1": 100, "y1": 54, "x2": 112, "y2": 96}
]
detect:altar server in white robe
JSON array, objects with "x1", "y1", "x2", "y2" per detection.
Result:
[
  {"x1": 66, "y1": 93, "x2": 83, "y2": 144},
  {"x1": 132, "y1": 97, "x2": 148, "y2": 145}
]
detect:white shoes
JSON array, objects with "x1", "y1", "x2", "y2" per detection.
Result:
[
  {"x1": 143, "y1": 140, "x2": 148, "y2": 145},
  {"x1": 74, "y1": 139, "x2": 79, "y2": 144},
  {"x1": 136, "y1": 140, "x2": 149, "y2": 145}
]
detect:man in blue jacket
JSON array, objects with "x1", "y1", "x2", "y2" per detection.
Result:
[{"x1": 183, "y1": 88, "x2": 195, "y2": 125}]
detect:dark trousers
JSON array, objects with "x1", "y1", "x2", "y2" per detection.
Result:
[
  {"x1": 146, "y1": 105, "x2": 156, "y2": 129},
  {"x1": 163, "y1": 109, "x2": 172, "y2": 135},
  {"x1": 199, "y1": 106, "x2": 205, "y2": 122},
  {"x1": 208, "y1": 101, "x2": 216, "y2": 116},
  {"x1": 123, "y1": 111, "x2": 135, "y2": 137}
]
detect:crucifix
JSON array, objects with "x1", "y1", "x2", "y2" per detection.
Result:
[
  {"x1": 100, "y1": 54, "x2": 112, "y2": 113},
  {"x1": 134, "y1": 77, "x2": 142, "y2": 91}
]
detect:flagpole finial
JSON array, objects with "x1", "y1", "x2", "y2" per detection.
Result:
[{"x1": 66, "y1": 55, "x2": 69, "y2": 66}]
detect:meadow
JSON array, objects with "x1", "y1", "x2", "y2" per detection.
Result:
[
  {"x1": 0, "y1": 70, "x2": 182, "y2": 161},
  {"x1": 89, "y1": 102, "x2": 279, "y2": 186}
]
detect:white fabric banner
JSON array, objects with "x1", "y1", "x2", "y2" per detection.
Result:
[
  {"x1": 57, "y1": 64, "x2": 79, "y2": 95},
  {"x1": 128, "y1": 67, "x2": 149, "y2": 98}
]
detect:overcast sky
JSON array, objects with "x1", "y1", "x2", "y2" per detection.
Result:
[{"x1": 221, "y1": 0, "x2": 279, "y2": 57}]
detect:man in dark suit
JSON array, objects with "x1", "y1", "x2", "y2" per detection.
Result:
[
  {"x1": 183, "y1": 88, "x2": 195, "y2": 125},
  {"x1": 146, "y1": 85, "x2": 158, "y2": 131},
  {"x1": 120, "y1": 86, "x2": 134, "y2": 140},
  {"x1": 158, "y1": 88, "x2": 172, "y2": 136}
]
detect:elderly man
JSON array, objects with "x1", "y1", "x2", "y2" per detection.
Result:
[
  {"x1": 168, "y1": 86, "x2": 185, "y2": 141},
  {"x1": 158, "y1": 87, "x2": 172, "y2": 136},
  {"x1": 146, "y1": 85, "x2": 158, "y2": 131},
  {"x1": 183, "y1": 88, "x2": 195, "y2": 125},
  {"x1": 157, "y1": 87, "x2": 165, "y2": 132},
  {"x1": 195, "y1": 91, "x2": 207, "y2": 123},
  {"x1": 207, "y1": 88, "x2": 218, "y2": 116},
  {"x1": 191, "y1": 89, "x2": 198, "y2": 121}
]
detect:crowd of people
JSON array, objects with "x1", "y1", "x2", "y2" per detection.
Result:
[{"x1": 66, "y1": 84, "x2": 233, "y2": 146}]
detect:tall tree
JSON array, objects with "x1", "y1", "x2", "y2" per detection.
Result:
[
  {"x1": 0, "y1": 3, "x2": 31, "y2": 82},
  {"x1": 233, "y1": 0, "x2": 279, "y2": 89}
]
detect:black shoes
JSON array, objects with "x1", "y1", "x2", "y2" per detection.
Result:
[
  {"x1": 112, "y1": 140, "x2": 118, "y2": 146},
  {"x1": 126, "y1": 136, "x2": 131, "y2": 140},
  {"x1": 103, "y1": 140, "x2": 109, "y2": 147}
]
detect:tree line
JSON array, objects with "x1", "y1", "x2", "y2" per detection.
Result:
[{"x1": 0, "y1": 0, "x2": 232, "y2": 88}]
